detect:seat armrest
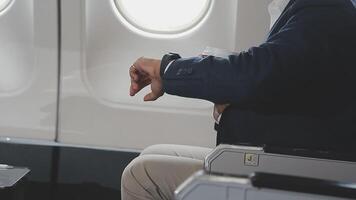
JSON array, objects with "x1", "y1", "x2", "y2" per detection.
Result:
[
  {"x1": 204, "y1": 144, "x2": 264, "y2": 175},
  {"x1": 204, "y1": 144, "x2": 356, "y2": 183}
]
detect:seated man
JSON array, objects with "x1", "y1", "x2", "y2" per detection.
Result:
[{"x1": 122, "y1": 0, "x2": 356, "y2": 199}]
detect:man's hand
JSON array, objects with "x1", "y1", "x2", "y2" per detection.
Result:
[{"x1": 129, "y1": 57, "x2": 163, "y2": 101}]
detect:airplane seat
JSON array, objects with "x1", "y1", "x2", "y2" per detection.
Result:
[
  {"x1": 175, "y1": 144, "x2": 356, "y2": 200},
  {"x1": 204, "y1": 144, "x2": 356, "y2": 182},
  {"x1": 175, "y1": 170, "x2": 356, "y2": 200}
]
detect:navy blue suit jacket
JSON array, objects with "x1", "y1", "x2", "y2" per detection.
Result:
[{"x1": 162, "y1": 0, "x2": 356, "y2": 152}]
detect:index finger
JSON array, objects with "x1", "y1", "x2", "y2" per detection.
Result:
[{"x1": 129, "y1": 65, "x2": 140, "y2": 81}]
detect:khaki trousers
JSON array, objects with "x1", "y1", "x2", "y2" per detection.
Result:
[{"x1": 121, "y1": 144, "x2": 212, "y2": 200}]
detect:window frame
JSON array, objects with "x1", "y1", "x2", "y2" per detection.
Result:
[{"x1": 0, "y1": 0, "x2": 12, "y2": 13}]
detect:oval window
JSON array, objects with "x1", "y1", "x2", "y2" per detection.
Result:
[
  {"x1": 114, "y1": 0, "x2": 212, "y2": 35},
  {"x1": 0, "y1": 0, "x2": 11, "y2": 13}
]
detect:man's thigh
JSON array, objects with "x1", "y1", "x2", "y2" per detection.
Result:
[
  {"x1": 140, "y1": 144, "x2": 212, "y2": 160},
  {"x1": 122, "y1": 154, "x2": 204, "y2": 200}
]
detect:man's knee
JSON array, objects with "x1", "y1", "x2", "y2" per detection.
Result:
[
  {"x1": 122, "y1": 155, "x2": 170, "y2": 192},
  {"x1": 122, "y1": 155, "x2": 149, "y2": 191},
  {"x1": 121, "y1": 155, "x2": 157, "y2": 199},
  {"x1": 123, "y1": 154, "x2": 185, "y2": 200},
  {"x1": 121, "y1": 154, "x2": 203, "y2": 200}
]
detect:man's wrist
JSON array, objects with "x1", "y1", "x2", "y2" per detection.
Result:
[{"x1": 160, "y1": 53, "x2": 181, "y2": 77}]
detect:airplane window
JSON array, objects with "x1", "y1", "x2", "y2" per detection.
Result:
[
  {"x1": 114, "y1": 0, "x2": 212, "y2": 35},
  {"x1": 0, "y1": 0, "x2": 11, "y2": 13}
]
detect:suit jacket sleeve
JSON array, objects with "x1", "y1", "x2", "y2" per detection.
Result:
[{"x1": 162, "y1": 6, "x2": 340, "y2": 105}]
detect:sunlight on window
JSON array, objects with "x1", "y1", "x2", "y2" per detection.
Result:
[
  {"x1": 114, "y1": 0, "x2": 212, "y2": 34},
  {"x1": 0, "y1": 0, "x2": 11, "y2": 13}
]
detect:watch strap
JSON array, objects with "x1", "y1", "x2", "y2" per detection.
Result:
[{"x1": 160, "y1": 53, "x2": 181, "y2": 77}]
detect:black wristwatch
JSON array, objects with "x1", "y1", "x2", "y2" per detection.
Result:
[{"x1": 160, "y1": 53, "x2": 181, "y2": 77}]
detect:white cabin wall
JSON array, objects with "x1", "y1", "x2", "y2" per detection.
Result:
[
  {"x1": 58, "y1": 0, "x2": 242, "y2": 150},
  {"x1": 235, "y1": 0, "x2": 273, "y2": 52},
  {"x1": 58, "y1": 0, "x2": 274, "y2": 151},
  {"x1": 0, "y1": 0, "x2": 58, "y2": 141},
  {"x1": 0, "y1": 0, "x2": 274, "y2": 150}
]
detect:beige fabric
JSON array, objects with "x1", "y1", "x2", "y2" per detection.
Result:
[{"x1": 121, "y1": 144, "x2": 212, "y2": 200}]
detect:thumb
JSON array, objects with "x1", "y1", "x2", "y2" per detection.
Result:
[{"x1": 144, "y1": 92, "x2": 159, "y2": 101}]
